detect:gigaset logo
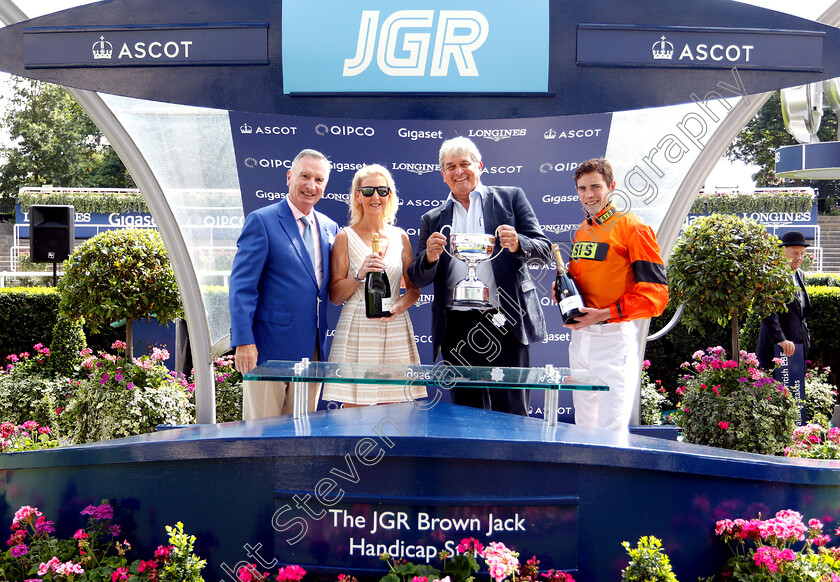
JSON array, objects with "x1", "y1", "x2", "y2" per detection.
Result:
[{"x1": 343, "y1": 10, "x2": 489, "y2": 77}]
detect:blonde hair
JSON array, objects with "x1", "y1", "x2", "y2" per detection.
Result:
[{"x1": 348, "y1": 164, "x2": 400, "y2": 226}]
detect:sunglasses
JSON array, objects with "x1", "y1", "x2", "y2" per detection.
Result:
[{"x1": 358, "y1": 186, "x2": 391, "y2": 197}]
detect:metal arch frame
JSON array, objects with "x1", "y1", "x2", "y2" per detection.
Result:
[{"x1": 0, "y1": 0, "x2": 216, "y2": 424}]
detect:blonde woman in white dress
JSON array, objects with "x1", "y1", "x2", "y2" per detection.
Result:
[{"x1": 326, "y1": 164, "x2": 425, "y2": 406}]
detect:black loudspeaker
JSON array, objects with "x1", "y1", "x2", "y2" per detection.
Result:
[{"x1": 30, "y1": 205, "x2": 75, "y2": 263}]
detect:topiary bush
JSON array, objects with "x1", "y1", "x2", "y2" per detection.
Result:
[
  {"x1": 668, "y1": 214, "x2": 793, "y2": 355},
  {"x1": 58, "y1": 229, "x2": 183, "y2": 359},
  {"x1": 63, "y1": 343, "x2": 193, "y2": 443}
]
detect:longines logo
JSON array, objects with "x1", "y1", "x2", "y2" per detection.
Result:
[
  {"x1": 539, "y1": 162, "x2": 580, "y2": 173},
  {"x1": 89, "y1": 34, "x2": 193, "y2": 60},
  {"x1": 391, "y1": 162, "x2": 439, "y2": 176},
  {"x1": 467, "y1": 129, "x2": 526, "y2": 142},
  {"x1": 343, "y1": 10, "x2": 489, "y2": 78},
  {"x1": 315, "y1": 124, "x2": 375, "y2": 137},
  {"x1": 651, "y1": 34, "x2": 754, "y2": 63},
  {"x1": 240, "y1": 123, "x2": 298, "y2": 136}
]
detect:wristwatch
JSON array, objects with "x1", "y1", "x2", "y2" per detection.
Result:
[{"x1": 353, "y1": 268, "x2": 364, "y2": 282}]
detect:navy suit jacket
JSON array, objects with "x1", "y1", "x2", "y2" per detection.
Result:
[
  {"x1": 407, "y1": 186, "x2": 551, "y2": 360},
  {"x1": 756, "y1": 268, "x2": 811, "y2": 369},
  {"x1": 229, "y1": 200, "x2": 339, "y2": 364}
]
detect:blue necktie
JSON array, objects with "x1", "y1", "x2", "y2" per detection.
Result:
[{"x1": 300, "y1": 215, "x2": 315, "y2": 263}]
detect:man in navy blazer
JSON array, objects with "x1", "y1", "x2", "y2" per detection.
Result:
[
  {"x1": 230, "y1": 149, "x2": 339, "y2": 419},
  {"x1": 757, "y1": 230, "x2": 812, "y2": 370},
  {"x1": 408, "y1": 137, "x2": 551, "y2": 416}
]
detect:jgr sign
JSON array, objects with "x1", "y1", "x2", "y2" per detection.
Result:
[
  {"x1": 282, "y1": 0, "x2": 548, "y2": 93},
  {"x1": 343, "y1": 10, "x2": 488, "y2": 77}
]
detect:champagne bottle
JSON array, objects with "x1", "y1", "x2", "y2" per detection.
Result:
[
  {"x1": 365, "y1": 233, "x2": 392, "y2": 318},
  {"x1": 551, "y1": 244, "x2": 585, "y2": 324}
]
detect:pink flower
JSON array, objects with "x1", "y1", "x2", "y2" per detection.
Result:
[
  {"x1": 483, "y1": 542, "x2": 519, "y2": 582},
  {"x1": 276, "y1": 565, "x2": 307, "y2": 582},
  {"x1": 111, "y1": 567, "x2": 129, "y2": 581},
  {"x1": 718, "y1": 421, "x2": 729, "y2": 430},
  {"x1": 456, "y1": 537, "x2": 485, "y2": 556},
  {"x1": 138, "y1": 560, "x2": 158, "y2": 573},
  {"x1": 13, "y1": 505, "x2": 42, "y2": 525},
  {"x1": 73, "y1": 529, "x2": 89, "y2": 540},
  {"x1": 127, "y1": 382, "x2": 135, "y2": 390},
  {"x1": 34, "y1": 515, "x2": 54, "y2": 535},
  {"x1": 412, "y1": 577, "x2": 428, "y2": 582},
  {"x1": 238, "y1": 564, "x2": 267, "y2": 581},
  {"x1": 38, "y1": 556, "x2": 61, "y2": 575},
  {"x1": 10, "y1": 543, "x2": 28, "y2": 557},
  {"x1": 111, "y1": 340, "x2": 127, "y2": 350},
  {"x1": 55, "y1": 560, "x2": 84, "y2": 575}
]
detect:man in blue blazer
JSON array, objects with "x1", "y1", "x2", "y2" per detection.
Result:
[
  {"x1": 230, "y1": 149, "x2": 339, "y2": 419},
  {"x1": 408, "y1": 137, "x2": 551, "y2": 416}
]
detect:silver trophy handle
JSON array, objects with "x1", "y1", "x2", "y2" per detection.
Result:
[{"x1": 438, "y1": 224, "x2": 455, "y2": 260}]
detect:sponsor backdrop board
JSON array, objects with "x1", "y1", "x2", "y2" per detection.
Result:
[{"x1": 229, "y1": 111, "x2": 612, "y2": 420}]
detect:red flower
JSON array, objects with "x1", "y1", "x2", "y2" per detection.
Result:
[{"x1": 718, "y1": 421, "x2": 730, "y2": 430}]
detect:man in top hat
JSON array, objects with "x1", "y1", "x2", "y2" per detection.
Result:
[{"x1": 756, "y1": 230, "x2": 812, "y2": 370}]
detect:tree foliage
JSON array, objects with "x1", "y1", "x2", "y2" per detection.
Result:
[
  {"x1": 0, "y1": 77, "x2": 134, "y2": 197},
  {"x1": 726, "y1": 91, "x2": 840, "y2": 195},
  {"x1": 668, "y1": 214, "x2": 793, "y2": 355},
  {"x1": 57, "y1": 229, "x2": 182, "y2": 358}
]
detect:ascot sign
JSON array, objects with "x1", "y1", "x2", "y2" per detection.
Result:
[
  {"x1": 577, "y1": 24, "x2": 824, "y2": 71},
  {"x1": 23, "y1": 24, "x2": 268, "y2": 68}
]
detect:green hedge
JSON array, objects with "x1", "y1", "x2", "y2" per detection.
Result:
[
  {"x1": 689, "y1": 191, "x2": 813, "y2": 215},
  {"x1": 0, "y1": 287, "x2": 121, "y2": 358},
  {"x1": 0, "y1": 288, "x2": 60, "y2": 358},
  {"x1": 17, "y1": 189, "x2": 148, "y2": 214}
]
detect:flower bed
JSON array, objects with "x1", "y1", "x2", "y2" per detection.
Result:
[{"x1": 674, "y1": 347, "x2": 798, "y2": 455}]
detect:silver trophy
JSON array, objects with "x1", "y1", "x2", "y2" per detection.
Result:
[{"x1": 440, "y1": 224, "x2": 500, "y2": 309}]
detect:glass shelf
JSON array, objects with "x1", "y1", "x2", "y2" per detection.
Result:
[{"x1": 245, "y1": 360, "x2": 608, "y2": 425}]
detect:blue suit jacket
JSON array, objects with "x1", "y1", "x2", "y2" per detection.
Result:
[
  {"x1": 229, "y1": 200, "x2": 339, "y2": 364},
  {"x1": 407, "y1": 186, "x2": 551, "y2": 360}
]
